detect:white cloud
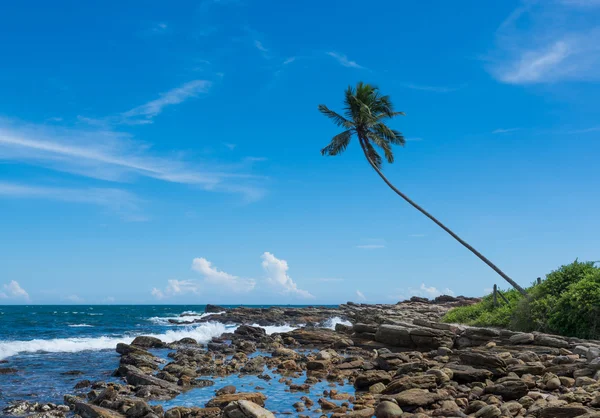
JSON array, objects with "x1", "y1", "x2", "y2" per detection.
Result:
[
  {"x1": 261, "y1": 252, "x2": 314, "y2": 298},
  {"x1": 326, "y1": 52, "x2": 364, "y2": 69},
  {"x1": 0, "y1": 182, "x2": 146, "y2": 221},
  {"x1": 283, "y1": 57, "x2": 296, "y2": 65},
  {"x1": 254, "y1": 40, "x2": 268, "y2": 53},
  {"x1": 152, "y1": 279, "x2": 200, "y2": 300},
  {"x1": 356, "y1": 290, "x2": 366, "y2": 300},
  {"x1": 492, "y1": 128, "x2": 520, "y2": 134},
  {"x1": 488, "y1": 1, "x2": 600, "y2": 84},
  {"x1": 0, "y1": 281, "x2": 30, "y2": 301},
  {"x1": 121, "y1": 80, "x2": 211, "y2": 123},
  {"x1": 0, "y1": 120, "x2": 265, "y2": 201},
  {"x1": 191, "y1": 258, "x2": 255, "y2": 292},
  {"x1": 104, "y1": 296, "x2": 116, "y2": 303},
  {"x1": 356, "y1": 244, "x2": 385, "y2": 249},
  {"x1": 409, "y1": 283, "x2": 455, "y2": 299}
]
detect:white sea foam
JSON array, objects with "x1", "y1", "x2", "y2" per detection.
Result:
[
  {"x1": 252, "y1": 324, "x2": 299, "y2": 335},
  {"x1": 68, "y1": 324, "x2": 94, "y2": 328},
  {"x1": 148, "y1": 311, "x2": 224, "y2": 326},
  {"x1": 323, "y1": 316, "x2": 352, "y2": 330},
  {"x1": 0, "y1": 322, "x2": 229, "y2": 361}
]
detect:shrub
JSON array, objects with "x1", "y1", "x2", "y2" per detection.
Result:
[{"x1": 442, "y1": 260, "x2": 600, "y2": 340}]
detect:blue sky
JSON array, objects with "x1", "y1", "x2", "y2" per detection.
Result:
[{"x1": 1, "y1": 0, "x2": 599, "y2": 304}]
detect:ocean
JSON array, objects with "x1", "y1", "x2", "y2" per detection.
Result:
[{"x1": 0, "y1": 305, "x2": 351, "y2": 416}]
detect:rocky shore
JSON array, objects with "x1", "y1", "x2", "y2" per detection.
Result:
[{"x1": 3, "y1": 298, "x2": 600, "y2": 418}]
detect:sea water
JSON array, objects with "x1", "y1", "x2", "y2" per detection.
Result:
[{"x1": 0, "y1": 305, "x2": 352, "y2": 416}]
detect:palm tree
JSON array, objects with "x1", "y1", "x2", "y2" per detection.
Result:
[{"x1": 318, "y1": 82, "x2": 527, "y2": 296}]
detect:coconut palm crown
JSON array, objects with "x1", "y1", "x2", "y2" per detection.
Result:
[{"x1": 318, "y1": 82, "x2": 405, "y2": 169}]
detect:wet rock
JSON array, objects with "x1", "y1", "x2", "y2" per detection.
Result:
[
  {"x1": 206, "y1": 393, "x2": 267, "y2": 408},
  {"x1": 233, "y1": 325, "x2": 266, "y2": 342},
  {"x1": 131, "y1": 336, "x2": 166, "y2": 348},
  {"x1": 125, "y1": 401, "x2": 151, "y2": 418},
  {"x1": 205, "y1": 304, "x2": 226, "y2": 313},
  {"x1": 0, "y1": 367, "x2": 18, "y2": 374},
  {"x1": 306, "y1": 360, "x2": 329, "y2": 371},
  {"x1": 223, "y1": 400, "x2": 274, "y2": 418},
  {"x1": 216, "y1": 385, "x2": 236, "y2": 396}
]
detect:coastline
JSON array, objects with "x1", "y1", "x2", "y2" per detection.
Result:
[{"x1": 1, "y1": 299, "x2": 600, "y2": 417}]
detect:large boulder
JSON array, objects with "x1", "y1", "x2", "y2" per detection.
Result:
[
  {"x1": 222, "y1": 400, "x2": 274, "y2": 418},
  {"x1": 131, "y1": 336, "x2": 167, "y2": 348},
  {"x1": 382, "y1": 374, "x2": 436, "y2": 394},
  {"x1": 205, "y1": 304, "x2": 227, "y2": 313},
  {"x1": 374, "y1": 324, "x2": 453, "y2": 349},
  {"x1": 282, "y1": 328, "x2": 353, "y2": 348},
  {"x1": 233, "y1": 325, "x2": 266, "y2": 342},
  {"x1": 375, "y1": 401, "x2": 403, "y2": 418}
]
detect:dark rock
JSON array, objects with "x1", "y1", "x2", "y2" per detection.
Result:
[
  {"x1": 75, "y1": 380, "x2": 92, "y2": 389},
  {"x1": 459, "y1": 351, "x2": 507, "y2": 376},
  {"x1": 382, "y1": 374, "x2": 436, "y2": 394},
  {"x1": 446, "y1": 363, "x2": 493, "y2": 383},
  {"x1": 130, "y1": 336, "x2": 166, "y2": 348},
  {"x1": 216, "y1": 385, "x2": 236, "y2": 396},
  {"x1": 484, "y1": 379, "x2": 529, "y2": 401},
  {"x1": 354, "y1": 370, "x2": 392, "y2": 389},
  {"x1": 0, "y1": 367, "x2": 18, "y2": 374},
  {"x1": 205, "y1": 304, "x2": 226, "y2": 313}
]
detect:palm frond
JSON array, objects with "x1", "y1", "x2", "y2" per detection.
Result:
[
  {"x1": 363, "y1": 139, "x2": 383, "y2": 169},
  {"x1": 321, "y1": 130, "x2": 353, "y2": 156},
  {"x1": 367, "y1": 132, "x2": 394, "y2": 164},
  {"x1": 372, "y1": 123, "x2": 405, "y2": 146},
  {"x1": 318, "y1": 105, "x2": 354, "y2": 129}
]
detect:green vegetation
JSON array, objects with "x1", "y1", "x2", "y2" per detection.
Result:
[
  {"x1": 318, "y1": 82, "x2": 526, "y2": 295},
  {"x1": 443, "y1": 260, "x2": 600, "y2": 339}
]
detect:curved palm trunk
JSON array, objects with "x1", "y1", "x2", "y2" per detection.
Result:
[{"x1": 357, "y1": 137, "x2": 527, "y2": 296}]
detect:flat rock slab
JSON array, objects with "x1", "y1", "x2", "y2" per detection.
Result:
[
  {"x1": 75, "y1": 403, "x2": 125, "y2": 418},
  {"x1": 206, "y1": 393, "x2": 267, "y2": 408}
]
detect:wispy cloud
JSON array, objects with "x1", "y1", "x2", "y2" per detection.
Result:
[
  {"x1": 0, "y1": 280, "x2": 30, "y2": 301},
  {"x1": 492, "y1": 128, "x2": 521, "y2": 134},
  {"x1": 283, "y1": 57, "x2": 296, "y2": 65},
  {"x1": 191, "y1": 258, "x2": 255, "y2": 292},
  {"x1": 62, "y1": 294, "x2": 84, "y2": 303},
  {"x1": 488, "y1": 1, "x2": 600, "y2": 84},
  {"x1": 0, "y1": 182, "x2": 146, "y2": 221},
  {"x1": 254, "y1": 40, "x2": 268, "y2": 53},
  {"x1": 356, "y1": 244, "x2": 385, "y2": 249},
  {"x1": 356, "y1": 290, "x2": 366, "y2": 301},
  {"x1": 402, "y1": 83, "x2": 464, "y2": 93},
  {"x1": 0, "y1": 120, "x2": 266, "y2": 201},
  {"x1": 152, "y1": 279, "x2": 200, "y2": 300},
  {"x1": 120, "y1": 80, "x2": 211, "y2": 124},
  {"x1": 326, "y1": 52, "x2": 364, "y2": 69},
  {"x1": 261, "y1": 252, "x2": 314, "y2": 298}
]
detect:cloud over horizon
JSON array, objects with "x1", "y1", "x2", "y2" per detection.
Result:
[
  {"x1": 191, "y1": 258, "x2": 256, "y2": 292},
  {"x1": 261, "y1": 252, "x2": 314, "y2": 299},
  {"x1": 0, "y1": 280, "x2": 30, "y2": 301}
]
